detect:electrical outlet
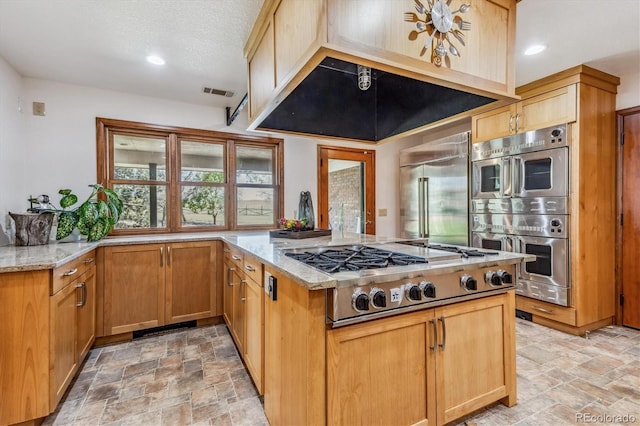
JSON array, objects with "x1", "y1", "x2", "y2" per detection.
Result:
[
  {"x1": 378, "y1": 208, "x2": 387, "y2": 217},
  {"x1": 32, "y1": 102, "x2": 45, "y2": 116},
  {"x1": 390, "y1": 287, "x2": 401, "y2": 303}
]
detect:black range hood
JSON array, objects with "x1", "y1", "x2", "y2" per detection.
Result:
[{"x1": 257, "y1": 57, "x2": 496, "y2": 142}]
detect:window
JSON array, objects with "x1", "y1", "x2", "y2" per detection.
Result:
[{"x1": 97, "y1": 118, "x2": 283, "y2": 234}]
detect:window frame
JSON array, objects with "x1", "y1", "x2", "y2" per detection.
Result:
[{"x1": 97, "y1": 117, "x2": 284, "y2": 235}]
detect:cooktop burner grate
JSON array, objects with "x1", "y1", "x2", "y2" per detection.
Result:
[
  {"x1": 396, "y1": 241, "x2": 499, "y2": 258},
  {"x1": 285, "y1": 245, "x2": 427, "y2": 273}
]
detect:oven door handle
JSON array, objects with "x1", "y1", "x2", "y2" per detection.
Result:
[
  {"x1": 513, "y1": 156, "x2": 524, "y2": 197},
  {"x1": 503, "y1": 236, "x2": 514, "y2": 252},
  {"x1": 502, "y1": 157, "x2": 512, "y2": 197}
]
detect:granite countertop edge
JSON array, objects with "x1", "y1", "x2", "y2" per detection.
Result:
[{"x1": 0, "y1": 232, "x2": 533, "y2": 290}]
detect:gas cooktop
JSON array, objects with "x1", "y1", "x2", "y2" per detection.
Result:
[
  {"x1": 284, "y1": 245, "x2": 428, "y2": 274},
  {"x1": 396, "y1": 240, "x2": 499, "y2": 258}
]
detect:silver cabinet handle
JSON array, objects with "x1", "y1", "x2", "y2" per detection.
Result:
[
  {"x1": 533, "y1": 305, "x2": 554, "y2": 314},
  {"x1": 227, "y1": 267, "x2": 236, "y2": 286},
  {"x1": 84, "y1": 257, "x2": 94, "y2": 264},
  {"x1": 160, "y1": 247, "x2": 163, "y2": 267},
  {"x1": 232, "y1": 255, "x2": 241, "y2": 261},
  {"x1": 240, "y1": 279, "x2": 247, "y2": 301},
  {"x1": 76, "y1": 282, "x2": 87, "y2": 307},
  {"x1": 223, "y1": 248, "x2": 230, "y2": 253},
  {"x1": 63, "y1": 268, "x2": 78, "y2": 277},
  {"x1": 438, "y1": 316, "x2": 447, "y2": 351},
  {"x1": 515, "y1": 112, "x2": 521, "y2": 133},
  {"x1": 167, "y1": 247, "x2": 171, "y2": 266},
  {"x1": 429, "y1": 318, "x2": 438, "y2": 353},
  {"x1": 245, "y1": 264, "x2": 255, "y2": 272},
  {"x1": 509, "y1": 114, "x2": 514, "y2": 133}
]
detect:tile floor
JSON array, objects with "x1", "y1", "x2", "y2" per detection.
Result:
[{"x1": 43, "y1": 319, "x2": 640, "y2": 426}]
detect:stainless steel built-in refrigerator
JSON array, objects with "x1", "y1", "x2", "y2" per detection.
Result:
[{"x1": 399, "y1": 132, "x2": 470, "y2": 245}]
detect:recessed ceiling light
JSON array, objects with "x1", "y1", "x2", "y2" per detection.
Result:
[
  {"x1": 524, "y1": 45, "x2": 546, "y2": 56},
  {"x1": 146, "y1": 55, "x2": 166, "y2": 65}
]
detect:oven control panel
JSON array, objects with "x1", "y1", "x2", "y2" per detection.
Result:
[{"x1": 327, "y1": 265, "x2": 516, "y2": 327}]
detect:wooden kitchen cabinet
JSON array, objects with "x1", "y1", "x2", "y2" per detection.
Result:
[
  {"x1": 471, "y1": 85, "x2": 577, "y2": 143},
  {"x1": 230, "y1": 266, "x2": 245, "y2": 355},
  {"x1": 103, "y1": 241, "x2": 218, "y2": 336},
  {"x1": 326, "y1": 292, "x2": 515, "y2": 426},
  {"x1": 165, "y1": 241, "x2": 217, "y2": 324},
  {"x1": 434, "y1": 293, "x2": 516, "y2": 425},
  {"x1": 327, "y1": 311, "x2": 436, "y2": 426},
  {"x1": 242, "y1": 257, "x2": 264, "y2": 394},
  {"x1": 0, "y1": 250, "x2": 96, "y2": 426}
]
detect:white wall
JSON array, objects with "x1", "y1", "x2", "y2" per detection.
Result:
[
  {"x1": 617, "y1": 70, "x2": 640, "y2": 110},
  {"x1": 0, "y1": 56, "x2": 26, "y2": 244}
]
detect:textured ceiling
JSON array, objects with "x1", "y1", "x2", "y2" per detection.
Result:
[{"x1": 0, "y1": 0, "x2": 638, "y2": 111}]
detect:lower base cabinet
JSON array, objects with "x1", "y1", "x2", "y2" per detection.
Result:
[
  {"x1": 327, "y1": 291, "x2": 516, "y2": 425},
  {"x1": 326, "y1": 292, "x2": 516, "y2": 426},
  {"x1": 102, "y1": 242, "x2": 218, "y2": 335}
]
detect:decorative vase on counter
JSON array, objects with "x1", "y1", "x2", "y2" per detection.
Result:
[
  {"x1": 297, "y1": 191, "x2": 315, "y2": 230},
  {"x1": 9, "y1": 211, "x2": 55, "y2": 246}
]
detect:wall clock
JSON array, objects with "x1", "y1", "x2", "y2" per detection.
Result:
[{"x1": 405, "y1": 0, "x2": 471, "y2": 67}]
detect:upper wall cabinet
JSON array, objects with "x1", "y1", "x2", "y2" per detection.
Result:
[{"x1": 244, "y1": 0, "x2": 518, "y2": 143}]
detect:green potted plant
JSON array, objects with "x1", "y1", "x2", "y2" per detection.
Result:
[{"x1": 51, "y1": 184, "x2": 123, "y2": 242}]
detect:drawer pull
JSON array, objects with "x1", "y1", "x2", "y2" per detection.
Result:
[
  {"x1": 167, "y1": 247, "x2": 171, "y2": 266},
  {"x1": 63, "y1": 268, "x2": 78, "y2": 277},
  {"x1": 438, "y1": 316, "x2": 447, "y2": 351},
  {"x1": 240, "y1": 279, "x2": 247, "y2": 301},
  {"x1": 429, "y1": 318, "x2": 437, "y2": 353},
  {"x1": 232, "y1": 255, "x2": 242, "y2": 261},
  {"x1": 245, "y1": 265, "x2": 256, "y2": 272},
  {"x1": 223, "y1": 248, "x2": 230, "y2": 253},
  {"x1": 533, "y1": 305, "x2": 554, "y2": 314},
  {"x1": 160, "y1": 247, "x2": 164, "y2": 266},
  {"x1": 227, "y1": 267, "x2": 236, "y2": 286},
  {"x1": 76, "y1": 282, "x2": 87, "y2": 307},
  {"x1": 84, "y1": 257, "x2": 95, "y2": 264}
]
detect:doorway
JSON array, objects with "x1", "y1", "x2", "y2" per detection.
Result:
[
  {"x1": 619, "y1": 106, "x2": 640, "y2": 329},
  {"x1": 317, "y1": 146, "x2": 375, "y2": 235}
]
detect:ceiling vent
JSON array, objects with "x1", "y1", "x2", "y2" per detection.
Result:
[{"x1": 202, "y1": 87, "x2": 234, "y2": 97}]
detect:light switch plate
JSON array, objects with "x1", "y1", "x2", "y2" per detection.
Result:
[{"x1": 32, "y1": 102, "x2": 45, "y2": 116}]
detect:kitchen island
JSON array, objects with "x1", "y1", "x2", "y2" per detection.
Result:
[{"x1": 0, "y1": 232, "x2": 531, "y2": 426}]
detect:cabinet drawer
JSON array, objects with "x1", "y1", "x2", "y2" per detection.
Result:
[
  {"x1": 224, "y1": 245, "x2": 244, "y2": 268},
  {"x1": 52, "y1": 250, "x2": 96, "y2": 295},
  {"x1": 516, "y1": 296, "x2": 576, "y2": 326},
  {"x1": 243, "y1": 255, "x2": 263, "y2": 286}
]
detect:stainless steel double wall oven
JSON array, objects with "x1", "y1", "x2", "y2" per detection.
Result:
[{"x1": 470, "y1": 124, "x2": 571, "y2": 306}]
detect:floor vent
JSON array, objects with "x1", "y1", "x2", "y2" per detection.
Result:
[
  {"x1": 515, "y1": 309, "x2": 533, "y2": 322},
  {"x1": 132, "y1": 320, "x2": 197, "y2": 340},
  {"x1": 202, "y1": 87, "x2": 234, "y2": 97}
]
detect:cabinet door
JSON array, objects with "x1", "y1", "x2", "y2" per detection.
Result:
[
  {"x1": 435, "y1": 292, "x2": 516, "y2": 425},
  {"x1": 230, "y1": 268, "x2": 245, "y2": 355},
  {"x1": 50, "y1": 283, "x2": 78, "y2": 408},
  {"x1": 471, "y1": 104, "x2": 516, "y2": 143},
  {"x1": 326, "y1": 311, "x2": 436, "y2": 426},
  {"x1": 165, "y1": 241, "x2": 217, "y2": 323},
  {"x1": 76, "y1": 267, "x2": 96, "y2": 362},
  {"x1": 223, "y1": 261, "x2": 234, "y2": 326},
  {"x1": 243, "y1": 277, "x2": 264, "y2": 394},
  {"x1": 104, "y1": 244, "x2": 165, "y2": 335},
  {"x1": 518, "y1": 85, "x2": 577, "y2": 133}
]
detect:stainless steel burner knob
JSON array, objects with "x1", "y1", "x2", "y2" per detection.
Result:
[
  {"x1": 352, "y1": 290, "x2": 370, "y2": 312},
  {"x1": 421, "y1": 281, "x2": 436, "y2": 298},
  {"x1": 485, "y1": 271, "x2": 502, "y2": 286},
  {"x1": 497, "y1": 269, "x2": 512, "y2": 284},
  {"x1": 370, "y1": 288, "x2": 387, "y2": 308},
  {"x1": 461, "y1": 274, "x2": 477, "y2": 291},
  {"x1": 405, "y1": 284, "x2": 422, "y2": 301}
]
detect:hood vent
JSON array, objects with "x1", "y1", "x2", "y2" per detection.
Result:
[
  {"x1": 257, "y1": 57, "x2": 496, "y2": 142},
  {"x1": 202, "y1": 87, "x2": 234, "y2": 97}
]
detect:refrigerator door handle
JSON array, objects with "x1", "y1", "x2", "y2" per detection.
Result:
[{"x1": 418, "y1": 177, "x2": 429, "y2": 238}]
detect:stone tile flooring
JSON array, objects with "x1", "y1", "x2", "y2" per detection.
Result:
[{"x1": 44, "y1": 319, "x2": 640, "y2": 426}]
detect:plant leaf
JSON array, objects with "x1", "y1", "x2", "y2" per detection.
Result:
[
  {"x1": 60, "y1": 194, "x2": 78, "y2": 209},
  {"x1": 55, "y1": 211, "x2": 78, "y2": 240},
  {"x1": 58, "y1": 189, "x2": 72, "y2": 195},
  {"x1": 87, "y1": 217, "x2": 109, "y2": 242}
]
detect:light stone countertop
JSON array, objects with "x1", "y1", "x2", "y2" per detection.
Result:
[{"x1": 0, "y1": 231, "x2": 534, "y2": 290}]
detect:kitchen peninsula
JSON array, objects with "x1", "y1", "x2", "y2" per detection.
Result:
[{"x1": 0, "y1": 232, "x2": 531, "y2": 426}]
